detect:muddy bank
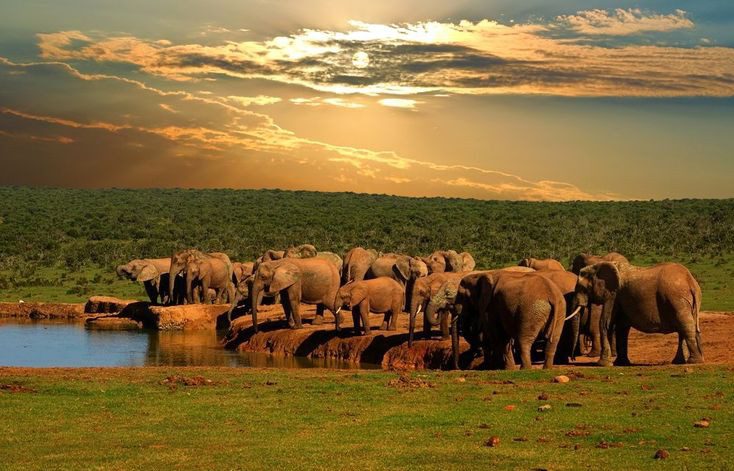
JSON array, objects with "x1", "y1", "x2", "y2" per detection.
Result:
[
  {"x1": 225, "y1": 308, "x2": 734, "y2": 370},
  {"x1": 85, "y1": 300, "x2": 231, "y2": 331},
  {"x1": 0, "y1": 302, "x2": 85, "y2": 319},
  {"x1": 224, "y1": 305, "x2": 477, "y2": 370}
]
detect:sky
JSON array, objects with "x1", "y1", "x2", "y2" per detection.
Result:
[{"x1": 1, "y1": 0, "x2": 733, "y2": 201}]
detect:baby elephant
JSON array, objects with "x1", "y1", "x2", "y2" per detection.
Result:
[{"x1": 335, "y1": 277, "x2": 405, "y2": 335}]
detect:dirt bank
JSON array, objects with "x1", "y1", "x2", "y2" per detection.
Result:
[
  {"x1": 225, "y1": 307, "x2": 734, "y2": 370},
  {"x1": 0, "y1": 302, "x2": 85, "y2": 319}
]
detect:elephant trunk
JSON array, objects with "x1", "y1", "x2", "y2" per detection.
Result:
[
  {"x1": 185, "y1": 271, "x2": 196, "y2": 304},
  {"x1": 424, "y1": 300, "x2": 442, "y2": 327},
  {"x1": 168, "y1": 263, "x2": 179, "y2": 305},
  {"x1": 116, "y1": 265, "x2": 129, "y2": 278},
  {"x1": 451, "y1": 315, "x2": 460, "y2": 370},
  {"x1": 408, "y1": 294, "x2": 424, "y2": 348},
  {"x1": 250, "y1": 282, "x2": 265, "y2": 333}
]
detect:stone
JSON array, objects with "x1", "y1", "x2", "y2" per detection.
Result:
[{"x1": 553, "y1": 375, "x2": 570, "y2": 383}]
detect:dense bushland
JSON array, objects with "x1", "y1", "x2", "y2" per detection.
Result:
[{"x1": 0, "y1": 187, "x2": 732, "y2": 306}]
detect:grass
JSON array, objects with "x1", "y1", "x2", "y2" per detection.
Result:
[{"x1": 0, "y1": 366, "x2": 732, "y2": 470}]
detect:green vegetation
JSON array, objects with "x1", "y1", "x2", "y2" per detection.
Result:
[
  {"x1": 0, "y1": 366, "x2": 731, "y2": 469},
  {"x1": 0, "y1": 187, "x2": 732, "y2": 309}
]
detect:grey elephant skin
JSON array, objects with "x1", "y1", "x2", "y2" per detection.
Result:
[
  {"x1": 518, "y1": 258, "x2": 565, "y2": 271},
  {"x1": 423, "y1": 250, "x2": 476, "y2": 274},
  {"x1": 575, "y1": 261, "x2": 703, "y2": 366},
  {"x1": 570, "y1": 252, "x2": 629, "y2": 356},
  {"x1": 250, "y1": 257, "x2": 341, "y2": 331},
  {"x1": 116, "y1": 258, "x2": 178, "y2": 304},
  {"x1": 408, "y1": 271, "x2": 466, "y2": 347},
  {"x1": 335, "y1": 277, "x2": 404, "y2": 335},
  {"x1": 168, "y1": 249, "x2": 233, "y2": 305},
  {"x1": 342, "y1": 247, "x2": 380, "y2": 284},
  {"x1": 185, "y1": 255, "x2": 235, "y2": 304}
]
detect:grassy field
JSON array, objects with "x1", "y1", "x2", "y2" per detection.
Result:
[{"x1": 0, "y1": 366, "x2": 732, "y2": 470}]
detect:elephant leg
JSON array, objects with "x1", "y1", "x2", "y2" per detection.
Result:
[
  {"x1": 440, "y1": 311, "x2": 450, "y2": 340},
  {"x1": 359, "y1": 299, "x2": 371, "y2": 336},
  {"x1": 281, "y1": 292, "x2": 294, "y2": 328},
  {"x1": 589, "y1": 309, "x2": 602, "y2": 357},
  {"x1": 289, "y1": 287, "x2": 303, "y2": 329},
  {"x1": 502, "y1": 339, "x2": 516, "y2": 370},
  {"x1": 387, "y1": 296, "x2": 401, "y2": 331},
  {"x1": 613, "y1": 319, "x2": 632, "y2": 366},
  {"x1": 682, "y1": 327, "x2": 704, "y2": 364},
  {"x1": 352, "y1": 307, "x2": 362, "y2": 335},
  {"x1": 143, "y1": 281, "x2": 159, "y2": 304},
  {"x1": 422, "y1": 306, "x2": 432, "y2": 338},
  {"x1": 518, "y1": 339, "x2": 533, "y2": 370},
  {"x1": 673, "y1": 333, "x2": 687, "y2": 364},
  {"x1": 597, "y1": 300, "x2": 615, "y2": 367},
  {"x1": 544, "y1": 330, "x2": 560, "y2": 370},
  {"x1": 313, "y1": 304, "x2": 325, "y2": 325},
  {"x1": 380, "y1": 312, "x2": 390, "y2": 331}
]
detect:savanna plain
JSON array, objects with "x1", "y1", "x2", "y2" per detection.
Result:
[{"x1": 1, "y1": 188, "x2": 733, "y2": 469}]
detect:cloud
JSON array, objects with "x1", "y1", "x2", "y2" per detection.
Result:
[
  {"x1": 556, "y1": 8, "x2": 694, "y2": 36},
  {"x1": 290, "y1": 97, "x2": 365, "y2": 108},
  {"x1": 0, "y1": 58, "x2": 611, "y2": 201},
  {"x1": 227, "y1": 95, "x2": 282, "y2": 107},
  {"x1": 34, "y1": 11, "x2": 734, "y2": 98},
  {"x1": 378, "y1": 98, "x2": 420, "y2": 109}
]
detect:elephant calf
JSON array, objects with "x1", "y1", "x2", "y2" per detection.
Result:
[{"x1": 335, "y1": 277, "x2": 405, "y2": 335}]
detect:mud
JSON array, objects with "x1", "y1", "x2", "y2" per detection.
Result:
[
  {"x1": 0, "y1": 302, "x2": 85, "y2": 319},
  {"x1": 225, "y1": 306, "x2": 734, "y2": 370}
]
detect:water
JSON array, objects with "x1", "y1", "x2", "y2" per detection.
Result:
[{"x1": 0, "y1": 320, "x2": 377, "y2": 369}]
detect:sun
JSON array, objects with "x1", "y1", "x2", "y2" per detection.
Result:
[{"x1": 352, "y1": 51, "x2": 370, "y2": 69}]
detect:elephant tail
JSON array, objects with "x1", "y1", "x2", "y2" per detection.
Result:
[
  {"x1": 691, "y1": 286, "x2": 703, "y2": 357},
  {"x1": 542, "y1": 299, "x2": 558, "y2": 341}
]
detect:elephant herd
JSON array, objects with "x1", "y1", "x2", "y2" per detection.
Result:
[{"x1": 117, "y1": 246, "x2": 704, "y2": 369}]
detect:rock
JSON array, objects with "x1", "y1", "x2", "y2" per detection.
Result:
[
  {"x1": 85, "y1": 315, "x2": 143, "y2": 330},
  {"x1": 84, "y1": 296, "x2": 138, "y2": 314},
  {"x1": 654, "y1": 449, "x2": 670, "y2": 460},
  {"x1": 538, "y1": 392, "x2": 549, "y2": 400},
  {"x1": 694, "y1": 419, "x2": 711, "y2": 428},
  {"x1": 538, "y1": 404, "x2": 552, "y2": 412},
  {"x1": 147, "y1": 304, "x2": 230, "y2": 330},
  {"x1": 485, "y1": 436, "x2": 500, "y2": 447},
  {"x1": 553, "y1": 375, "x2": 570, "y2": 383}
]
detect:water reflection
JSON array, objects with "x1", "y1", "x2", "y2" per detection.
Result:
[{"x1": 0, "y1": 319, "x2": 378, "y2": 369}]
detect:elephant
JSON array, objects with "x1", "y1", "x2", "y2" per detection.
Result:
[
  {"x1": 570, "y1": 252, "x2": 629, "y2": 275},
  {"x1": 250, "y1": 257, "x2": 341, "y2": 332},
  {"x1": 408, "y1": 271, "x2": 467, "y2": 346},
  {"x1": 427, "y1": 267, "x2": 534, "y2": 366},
  {"x1": 284, "y1": 244, "x2": 318, "y2": 258},
  {"x1": 367, "y1": 253, "x2": 428, "y2": 310},
  {"x1": 335, "y1": 277, "x2": 404, "y2": 335},
  {"x1": 168, "y1": 249, "x2": 233, "y2": 305},
  {"x1": 569, "y1": 252, "x2": 629, "y2": 356},
  {"x1": 185, "y1": 256, "x2": 235, "y2": 305},
  {"x1": 232, "y1": 262, "x2": 254, "y2": 285},
  {"x1": 575, "y1": 261, "x2": 703, "y2": 366},
  {"x1": 341, "y1": 247, "x2": 380, "y2": 285},
  {"x1": 533, "y1": 269, "x2": 584, "y2": 364},
  {"x1": 518, "y1": 258, "x2": 565, "y2": 271},
  {"x1": 116, "y1": 258, "x2": 177, "y2": 304},
  {"x1": 423, "y1": 250, "x2": 476, "y2": 274}
]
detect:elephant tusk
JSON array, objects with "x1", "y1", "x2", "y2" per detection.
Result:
[
  {"x1": 335, "y1": 307, "x2": 342, "y2": 316},
  {"x1": 416, "y1": 304, "x2": 422, "y2": 315},
  {"x1": 565, "y1": 306, "x2": 582, "y2": 322}
]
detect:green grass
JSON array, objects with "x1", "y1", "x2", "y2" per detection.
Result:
[{"x1": 0, "y1": 366, "x2": 732, "y2": 470}]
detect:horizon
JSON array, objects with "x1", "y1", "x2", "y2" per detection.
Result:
[{"x1": 1, "y1": 1, "x2": 733, "y2": 201}]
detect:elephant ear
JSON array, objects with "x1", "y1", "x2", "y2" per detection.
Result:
[
  {"x1": 593, "y1": 262, "x2": 621, "y2": 299},
  {"x1": 347, "y1": 284, "x2": 369, "y2": 308},
  {"x1": 411, "y1": 257, "x2": 428, "y2": 278},
  {"x1": 476, "y1": 273, "x2": 495, "y2": 316},
  {"x1": 445, "y1": 250, "x2": 462, "y2": 272},
  {"x1": 393, "y1": 257, "x2": 411, "y2": 282},
  {"x1": 270, "y1": 263, "x2": 301, "y2": 292},
  {"x1": 137, "y1": 264, "x2": 159, "y2": 282},
  {"x1": 461, "y1": 253, "x2": 476, "y2": 272},
  {"x1": 298, "y1": 244, "x2": 317, "y2": 258}
]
